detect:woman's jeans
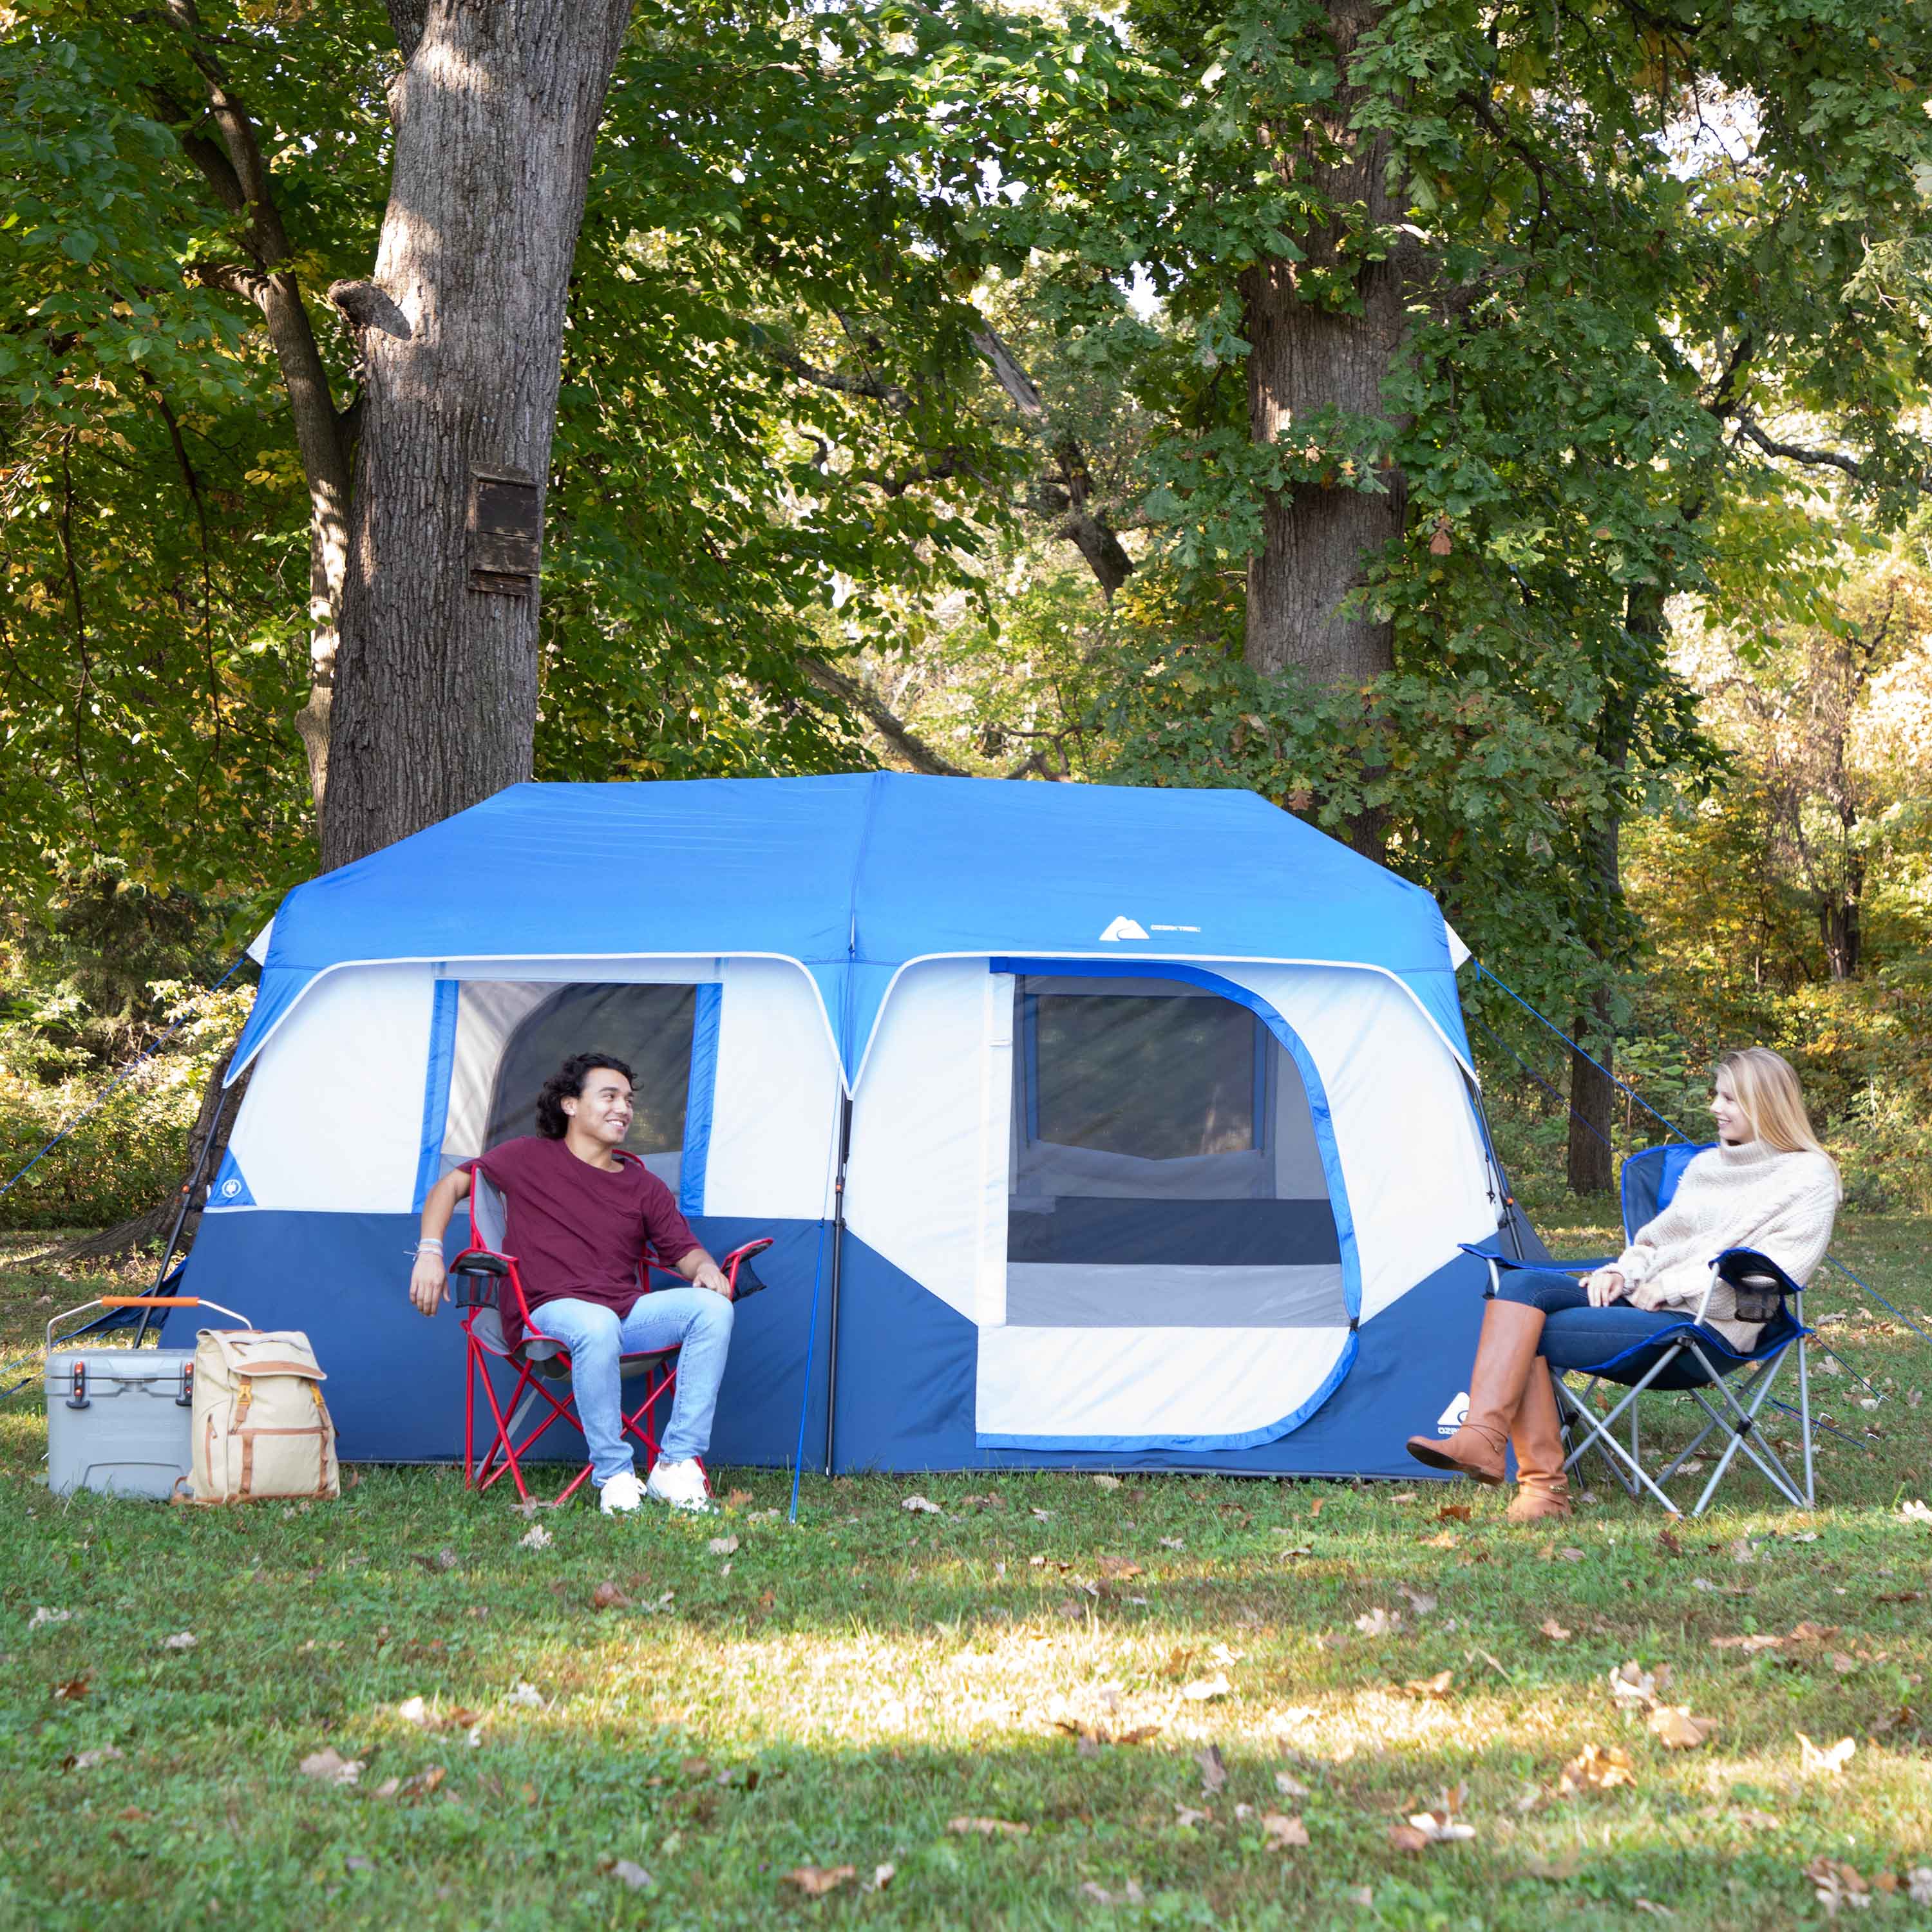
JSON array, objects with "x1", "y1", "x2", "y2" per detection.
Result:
[
  {"x1": 1492, "y1": 1267, "x2": 1685, "y2": 1375},
  {"x1": 534, "y1": 1288, "x2": 734, "y2": 1486}
]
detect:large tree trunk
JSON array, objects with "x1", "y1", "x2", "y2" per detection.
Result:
[
  {"x1": 1241, "y1": 0, "x2": 1406, "y2": 688},
  {"x1": 321, "y1": 0, "x2": 634, "y2": 871}
]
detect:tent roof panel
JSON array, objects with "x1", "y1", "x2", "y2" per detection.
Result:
[{"x1": 231, "y1": 775, "x2": 1468, "y2": 1079}]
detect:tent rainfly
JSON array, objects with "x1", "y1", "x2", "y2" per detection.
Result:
[{"x1": 178, "y1": 775, "x2": 1537, "y2": 1474}]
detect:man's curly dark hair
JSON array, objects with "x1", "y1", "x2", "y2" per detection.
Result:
[{"x1": 535, "y1": 1052, "x2": 636, "y2": 1139}]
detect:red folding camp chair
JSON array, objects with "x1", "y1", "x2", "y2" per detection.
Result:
[{"x1": 448, "y1": 1168, "x2": 772, "y2": 1506}]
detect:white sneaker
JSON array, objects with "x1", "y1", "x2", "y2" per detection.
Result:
[
  {"x1": 643, "y1": 1457, "x2": 714, "y2": 1513},
  {"x1": 598, "y1": 1470, "x2": 644, "y2": 1515}
]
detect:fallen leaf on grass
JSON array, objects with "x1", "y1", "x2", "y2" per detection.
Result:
[
  {"x1": 1401, "y1": 1810, "x2": 1475, "y2": 1844},
  {"x1": 680, "y1": 1756, "x2": 712, "y2": 1778},
  {"x1": 1097, "y1": 1556, "x2": 1142, "y2": 1581},
  {"x1": 1632, "y1": 1898, "x2": 1674, "y2": 1917},
  {"x1": 1646, "y1": 1705, "x2": 1712, "y2": 1749},
  {"x1": 1396, "y1": 1585, "x2": 1438, "y2": 1616},
  {"x1": 707, "y1": 1535, "x2": 739, "y2": 1556},
  {"x1": 1608, "y1": 1661, "x2": 1659, "y2": 1704},
  {"x1": 1194, "y1": 1744, "x2": 1227, "y2": 1794},
  {"x1": 28, "y1": 1608, "x2": 73, "y2": 1630},
  {"x1": 590, "y1": 1581, "x2": 631, "y2": 1611},
  {"x1": 1388, "y1": 1491, "x2": 1420, "y2": 1503},
  {"x1": 1732, "y1": 1808, "x2": 1779, "y2": 1830},
  {"x1": 68, "y1": 1747, "x2": 124, "y2": 1770},
  {"x1": 781, "y1": 1865, "x2": 857, "y2": 1896},
  {"x1": 1259, "y1": 1812, "x2": 1308, "y2": 1848},
  {"x1": 866, "y1": 1864, "x2": 895, "y2": 1892},
  {"x1": 1806, "y1": 1857, "x2": 1871, "y2": 1918},
  {"x1": 1555, "y1": 1546, "x2": 1585, "y2": 1563},
  {"x1": 1557, "y1": 1744, "x2": 1636, "y2": 1793},
  {"x1": 1180, "y1": 1673, "x2": 1231, "y2": 1701},
  {"x1": 410, "y1": 1547, "x2": 459, "y2": 1573},
  {"x1": 1540, "y1": 1619, "x2": 1571, "y2": 1642},
  {"x1": 1173, "y1": 1803, "x2": 1211, "y2": 1828},
  {"x1": 1435, "y1": 1503, "x2": 1472, "y2": 1523},
  {"x1": 1710, "y1": 1632, "x2": 1783, "y2": 1654},
  {"x1": 1524, "y1": 1853, "x2": 1581, "y2": 1880},
  {"x1": 1909, "y1": 1869, "x2": 1932, "y2": 1906},
  {"x1": 949, "y1": 1816, "x2": 1029, "y2": 1838},
  {"x1": 52, "y1": 1676, "x2": 90, "y2": 1701},
  {"x1": 374, "y1": 1764, "x2": 446, "y2": 1802},
  {"x1": 726, "y1": 1488, "x2": 753, "y2": 1506},
  {"x1": 1898, "y1": 1499, "x2": 1932, "y2": 1524},
  {"x1": 1399, "y1": 1671, "x2": 1454, "y2": 1700},
  {"x1": 504, "y1": 1681, "x2": 543, "y2": 1709},
  {"x1": 1032, "y1": 1508, "x2": 1054, "y2": 1522},
  {"x1": 517, "y1": 1525, "x2": 553, "y2": 1551},
  {"x1": 1092, "y1": 1473, "x2": 1123, "y2": 1490},
  {"x1": 1079, "y1": 1880, "x2": 1147, "y2": 1906},
  {"x1": 1274, "y1": 1770, "x2": 1311, "y2": 1798},
  {"x1": 160, "y1": 1631, "x2": 196, "y2": 1651},
  {"x1": 594, "y1": 1856, "x2": 652, "y2": 1890},
  {"x1": 1388, "y1": 1823, "x2": 1432, "y2": 1852},
  {"x1": 901, "y1": 1494, "x2": 942, "y2": 1515},
  {"x1": 299, "y1": 1747, "x2": 363, "y2": 1786},
  {"x1": 1159, "y1": 1537, "x2": 1184, "y2": 1551},
  {"x1": 1797, "y1": 1733, "x2": 1855, "y2": 1777},
  {"x1": 1419, "y1": 1530, "x2": 1459, "y2": 1550},
  {"x1": 1354, "y1": 1608, "x2": 1401, "y2": 1637}
]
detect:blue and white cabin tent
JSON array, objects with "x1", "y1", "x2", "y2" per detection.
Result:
[{"x1": 181, "y1": 775, "x2": 1526, "y2": 1475}]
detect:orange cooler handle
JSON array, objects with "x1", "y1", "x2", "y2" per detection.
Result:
[{"x1": 99, "y1": 1296, "x2": 202, "y2": 1307}]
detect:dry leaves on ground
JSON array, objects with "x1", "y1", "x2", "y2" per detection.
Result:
[
  {"x1": 68, "y1": 1747, "x2": 124, "y2": 1771},
  {"x1": 517, "y1": 1525, "x2": 553, "y2": 1551},
  {"x1": 707, "y1": 1535, "x2": 739, "y2": 1556},
  {"x1": 1274, "y1": 1770, "x2": 1311, "y2": 1798},
  {"x1": 782, "y1": 1865, "x2": 857, "y2": 1897},
  {"x1": 1194, "y1": 1745, "x2": 1227, "y2": 1794},
  {"x1": 1092, "y1": 1473, "x2": 1122, "y2": 1490},
  {"x1": 949, "y1": 1817, "x2": 1030, "y2": 1839},
  {"x1": 1435, "y1": 1503, "x2": 1472, "y2": 1522},
  {"x1": 598, "y1": 1857, "x2": 652, "y2": 1891},
  {"x1": 1540, "y1": 1618, "x2": 1571, "y2": 1642},
  {"x1": 1897, "y1": 1499, "x2": 1932, "y2": 1524},
  {"x1": 1079, "y1": 1880, "x2": 1148, "y2": 1906},
  {"x1": 590, "y1": 1580, "x2": 631, "y2": 1610},
  {"x1": 298, "y1": 1747, "x2": 364, "y2": 1786},
  {"x1": 1180, "y1": 1672, "x2": 1232, "y2": 1702},
  {"x1": 1558, "y1": 1744, "x2": 1636, "y2": 1794},
  {"x1": 900, "y1": 1494, "x2": 942, "y2": 1515},
  {"x1": 1396, "y1": 1585, "x2": 1439, "y2": 1616},
  {"x1": 1797, "y1": 1733, "x2": 1856, "y2": 1778},
  {"x1": 1260, "y1": 1812, "x2": 1309, "y2": 1848},
  {"x1": 1354, "y1": 1608, "x2": 1402, "y2": 1637},
  {"x1": 1399, "y1": 1671, "x2": 1455, "y2": 1700},
  {"x1": 1647, "y1": 1704, "x2": 1714, "y2": 1749},
  {"x1": 373, "y1": 1765, "x2": 447, "y2": 1802},
  {"x1": 410, "y1": 1547, "x2": 459, "y2": 1573},
  {"x1": 726, "y1": 1488, "x2": 753, "y2": 1506},
  {"x1": 52, "y1": 1676, "x2": 90, "y2": 1701},
  {"x1": 162, "y1": 1631, "x2": 196, "y2": 1651}
]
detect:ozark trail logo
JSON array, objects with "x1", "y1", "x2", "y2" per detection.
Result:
[
  {"x1": 1435, "y1": 1392, "x2": 1469, "y2": 1437},
  {"x1": 1097, "y1": 916, "x2": 1202, "y2": 942}
]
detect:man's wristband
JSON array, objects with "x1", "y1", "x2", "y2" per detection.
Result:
[{"x1": 415, "y1": 1238, "x2": 444, "y2": 1256}]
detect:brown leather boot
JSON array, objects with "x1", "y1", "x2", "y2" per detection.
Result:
[
  {"x1": 1406, "y1": 1298, "x2": 1547, "y2": 1484},
  {"x1": 1504, "y1": 1364, "x2": 1572, "y2": 1521}
]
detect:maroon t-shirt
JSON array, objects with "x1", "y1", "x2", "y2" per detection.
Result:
[{"x1": 464, "y1": 1136, "x2": 701, "y2": 1345}]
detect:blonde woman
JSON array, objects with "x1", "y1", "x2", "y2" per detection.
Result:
[{"x1": 1408, "y1": 1048, "x2": 1840, "y2": 1521}]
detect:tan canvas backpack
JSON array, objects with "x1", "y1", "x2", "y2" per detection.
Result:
[{"x1": 188, "y1": 1329, "x2": 339, "y2": 1504}]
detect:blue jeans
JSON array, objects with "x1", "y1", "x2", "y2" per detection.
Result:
[
  {"x1": 1493, "y1": 1267, "x2": 1685, "y2": 1374},
  {"x1": 533, "y1": 1289, "x2": 735, "y2": 1484}
]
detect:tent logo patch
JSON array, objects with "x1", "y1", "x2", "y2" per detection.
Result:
[
  {"x1": 209, "y1": 1150, "x2": 255, "y2": 1209},
  {"x1": 1098, "y1": 915, "x2": 1150, "y2": 942},
  {"x1": 1436, "y1": 1392, "x2": 1469, "y2": 1437}
]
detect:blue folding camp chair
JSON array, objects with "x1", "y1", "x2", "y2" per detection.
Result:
[{"x1": 1470, "y1": 1145, "x2": 1815, "y2": 1517}]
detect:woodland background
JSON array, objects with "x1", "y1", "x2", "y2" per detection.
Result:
[{"x1": 3, "y1": 0, "x2": 1930, "y2": 1235}]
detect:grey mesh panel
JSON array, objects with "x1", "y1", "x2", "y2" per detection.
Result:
[
  {"x1": 1006, "y1": 1264, "x2": 1347, "y2": 1328},
  {"x1": 440, "y1": 981, "x2": 555, "y2": 1172},
  {"x1": 1008, "y1": 972, "x2": 1340, "y2": 1330}
]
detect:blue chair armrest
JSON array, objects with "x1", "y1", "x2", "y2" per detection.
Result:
[
  {"x1": 1457, "y1": 1245, "x2": 1614, "y2": 1275},
  {"x1": 1712, "y1": 1247, "x2": 1799, "y2": 1294}
]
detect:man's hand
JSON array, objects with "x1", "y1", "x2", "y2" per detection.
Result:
[
  {"x1": 688, "y1": 1257, "x2": 732, "y2": 1298},
  {"x1": 1584, "y1": 1267, "x2": 1627, "y2": 1307},
  {"x1": 409, "y1": 1251, "x2": 448, "y2": 1317}
]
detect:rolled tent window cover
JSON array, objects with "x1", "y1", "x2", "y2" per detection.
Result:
[
  {"x1": 1006, "y1": 975, "x2": 1345, "y2": 1329},
  {"x1": 437, "y1": 981, "x2": 698, "y2": 1189}
]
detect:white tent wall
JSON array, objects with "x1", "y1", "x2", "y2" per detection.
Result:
[
  {"x1": 221, "y1": 962, "x2": 435, "y2": 1212},
  {"x1": 841, "y1": 952, "x2": 1499, "y2": 1452},
  {"x1": 1208, "y1": 962, "x2": 1497, "y2": 1323}
]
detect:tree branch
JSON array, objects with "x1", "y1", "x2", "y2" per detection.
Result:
[
  {"x1": 1734, "y1": 413, "x2": 1865, "y2": 479},
  {"x1": 767, "y1": 345, "x2": 912, "y2": 412},
  {"x1": 799, "y1": 655, "x2": 969, "y2": 776}
]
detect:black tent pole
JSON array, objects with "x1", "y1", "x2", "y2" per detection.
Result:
[{"x1": 822, "y1": 1089, "x2": 854, "y2": 1477}]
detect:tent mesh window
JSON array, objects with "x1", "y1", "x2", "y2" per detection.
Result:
[
  {"x1": 1008, "y1": 974, "x2": 1343, "y2": 1329},
  {"x1": 439, "y1": 981, "x2": 697, "y2": 1190}
]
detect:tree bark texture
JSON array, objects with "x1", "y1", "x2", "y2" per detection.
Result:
[
  {"x1": 321, "y1": 0, "x2": 634, "y2": 871},
  {"x1": 1241, "y1": 0, "x2": 1406, "y2": 686}
]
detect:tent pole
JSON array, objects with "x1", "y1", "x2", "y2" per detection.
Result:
[
  {"x1": 1466, "y1": 1075, "x2": 1525, "y2": 1261},
  {"x1": 822, "y1": 1089, "x2": 854, "y2": 1477}
]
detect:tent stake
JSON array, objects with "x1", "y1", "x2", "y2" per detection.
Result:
[{"x1": 823, "y1": 1089, "x2": 853, "y2": 1477}]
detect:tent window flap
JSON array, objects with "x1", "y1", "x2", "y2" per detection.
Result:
[
  {"x1": 435, "y1": 980, "x2": 702, "y2": 1191},
  {"x1": 1007, "y1": 974, "x2": 1343, "y2": 1331}
]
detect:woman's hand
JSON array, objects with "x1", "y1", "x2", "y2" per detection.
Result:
[
  {"x1": 1584, "y1": 1267, "x2": 1627, "y2": 1307},
  {"x1": 1627, "y1": 1282, "x2": 1673, "y2": 1312},
  {"x1": 409, "y1": 1250, "x2": 448, "y2": 1317}
]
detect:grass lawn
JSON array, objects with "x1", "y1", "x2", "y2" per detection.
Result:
[{"x1": 0, "y1": 1213, "x2": 1928, "y2": 1930}]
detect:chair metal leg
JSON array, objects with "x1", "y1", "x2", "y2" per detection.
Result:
[{"x1": 1796, "y1": 1293, "x2": 1815, "y2": 1508}]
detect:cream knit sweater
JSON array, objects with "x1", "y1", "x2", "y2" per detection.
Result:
[{"x1": 1612, "y1": 1139, "x2": 1840, "y2": 1349}]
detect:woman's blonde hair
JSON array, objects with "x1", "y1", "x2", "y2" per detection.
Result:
[{"x1": 1716, "y1": 1047, "x2": 1836, "y2": 1175}]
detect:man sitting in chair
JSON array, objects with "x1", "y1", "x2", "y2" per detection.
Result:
[{"x1": 408, "y1": 1051, "x2": 734, "y2": 1515}]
